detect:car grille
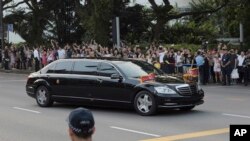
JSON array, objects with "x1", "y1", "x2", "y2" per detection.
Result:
[
  {"x1": 190, "y1": 85, "x2": 198, "y2": 94},
  {"x1": 176, "y1": 84, "x2": 197, "y2": 96}
]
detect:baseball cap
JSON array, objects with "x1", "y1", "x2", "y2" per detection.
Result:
[{"x1": 67, "y1": 108, "x2": 95, "y2": 136}]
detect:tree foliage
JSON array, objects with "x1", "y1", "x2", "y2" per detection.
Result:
[{"x1": 4, "y1": 0, "x2": 247, "y2": 47}]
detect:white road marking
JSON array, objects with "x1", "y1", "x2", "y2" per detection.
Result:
[
  {"x1": 222, "y1": 113, "x2": 250, "y2": 119},
  {"x1": 110, "y1": 126, "x2": 160, "y2": 137},
  {"x1": 13, "y1": 107, "x2": 41, "y2": 114},
  {"x1": 0, "y1": 80, "x2": 26, "y2": 82}
]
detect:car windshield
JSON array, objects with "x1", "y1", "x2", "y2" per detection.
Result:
[{"x1": 114, "y1": 61, "x2": 163, "y2": 78}]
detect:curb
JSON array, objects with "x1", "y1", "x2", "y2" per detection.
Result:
[{"x1": 0, "y1": 69, "x2": 33, "y2": 74}]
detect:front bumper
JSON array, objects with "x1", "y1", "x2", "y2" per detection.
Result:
[
  {"x1": 156, "y1": 90, "x2": 204, "y2": 108},
  {"x1": 26, "y1": 85, "x2": 36, "y2": 98}
]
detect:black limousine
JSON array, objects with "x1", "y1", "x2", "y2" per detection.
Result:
[{"x1": 26, "y1": 58, "x2": 204, "y2": 115}]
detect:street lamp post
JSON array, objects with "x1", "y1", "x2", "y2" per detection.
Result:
[
  {"x1": 240, "y1": 22, "x2": 244, "y2": 50},
  {"x1": 0, "y1": 0, "x2": 4, "y2": 63}
]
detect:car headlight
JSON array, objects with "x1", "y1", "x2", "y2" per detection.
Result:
[{"x1": 154, "y1": 86, "x2": 176, "y2": 94}]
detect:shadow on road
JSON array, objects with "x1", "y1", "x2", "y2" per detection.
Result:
[{"x1": 47, "y1": 102, "x2": 208, "y2": 117}]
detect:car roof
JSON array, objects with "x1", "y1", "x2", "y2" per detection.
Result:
[{"x1": 60, "y1": 57, "x2": 143, "y2": 63}]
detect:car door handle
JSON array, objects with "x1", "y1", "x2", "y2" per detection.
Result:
[
  {"x1": 97, "y1": 78, "x2": 103, "y2": 83},
  {"x1": 46, "y1": 75, "x2": 50, "y2": 78}
]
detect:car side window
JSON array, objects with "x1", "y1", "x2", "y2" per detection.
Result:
[
  {"x1": 99, "y1": 63, "x2": 119, "y2": 77},
  {"x1": 46, "y1": 63, "x2": 56, "y2": 73},
  {"x1": 73, "y1": 61, "x2": 98, "y2": 75},
  {"x1": 54, "y1": 61, "x2": 73, "y2": 74}
]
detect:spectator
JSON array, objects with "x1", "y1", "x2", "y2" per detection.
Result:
[
  {"x1": 67, "y1": 108, "x2": 95, "y2": 141},
  {"x1": 221, "y1": 46, "x2": 232, "y2": 85},
  {"x1": 20, "y1": 47, "x2": 27, "y2": 69},
  {"x1": 33, "y1": 46, "x2": 40, "y2": 71},
  {"x1": 26, "y1": 47, "x2": 33, "y2": 70},
  {"x1": 175, "y1": 50, "x2": 184, "y2": 74},
  {"x1": 213, "y1": 54, "x2": 221, "y2": 83},
  {"x1": 230, "y1": 49, "x2": 238, "y2": 83},
  {"x1": 41, "y1": 49, "x2": 48, "y2": 67},
  {"x1": 158, "y1": 46, "x2": 165, "y2": 64},
  {"x1": 163, "y1": 51, "x2": 175, "y2": 74},
  {"x1": 47, "y1": 48, "x2": 54, "y2": 64},
  {"x1": 3, "y1": 46, "x2": 10, "y2": 70},
  {"x1": 243, "y1": 52, "x2": 250, "y2": 86},
  {"x1": 58, "y1": 46, "x2": 66, "y2": 59},
  {"x1": 183, "y1": 49, "x2": 193, "y2": 73},
  {"x1": 9, "y1": 46, "x2": 16, "y2": 69},
  {"x1": 237, "y1": 51, "x2": 245, "y2": 84},
  {"x1": 195, "y1": 51, "x2": 205, "y2": 85}
]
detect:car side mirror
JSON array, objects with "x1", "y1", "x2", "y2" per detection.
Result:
[{"x1": 111, "y1": 74, "x2": 122, "y2": 80}]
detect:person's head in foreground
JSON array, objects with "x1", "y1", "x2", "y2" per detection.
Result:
[{"x1": 67, "y1": 107, "x2": 95, "y2": 141}]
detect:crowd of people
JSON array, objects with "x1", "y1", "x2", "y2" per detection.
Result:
[{"x1": 1, "y1": 41, "x2": 250, "y2": 86}]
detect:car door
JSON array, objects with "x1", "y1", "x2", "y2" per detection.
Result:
[
  {"x1": 70, "y1": 60, "x2": 99, "y2": 99},
  {"x1": 50, "y1": 61, "x2": 74, "y2": 97},
  {"x1": 93, "y1": 62, "x2": 131, "y2": 103}
]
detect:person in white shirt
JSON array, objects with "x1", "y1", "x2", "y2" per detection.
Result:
[
  {"x1": 175, "y1": 50, "x2": 184, "y2": 73},
  {"x1": 33, "y1": 46, "x2": 40, "y2": 71},
  {"x1": 237, "y1": 51, "x2": 245, "y2": 83},
  {"x1": 47, "y1": 49, "x2": 54, "y2": 63},
  {"x1": 57, "y1": 47, "x2": 66, "y2": 59},
  {"x1": 213, "y1": 54, "x2": 221, "y2": 83},
  {"x1": 158, "y1": 47, "x2": 165, "y2": 64}
]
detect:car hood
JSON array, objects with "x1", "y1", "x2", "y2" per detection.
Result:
[{"x1": 155, "y1": 75, "x2": 184, "y2": 84}]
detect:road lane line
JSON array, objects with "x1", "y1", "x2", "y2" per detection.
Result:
[
  {"x1": 13, "y1": 107, "x2": 41, "y2": 114},
  {"x1": 142, "y1": 128, "x2": 229, "y2": 141},
  {"x1": 0, "y1": 80, "x2": 26, "y2": 82},
  {"x1": 110, "y1": 126, "x2": 160, "y2": 137},
  {"x1": 222, "y1": 113, "x2": 250, "y2": 119}
]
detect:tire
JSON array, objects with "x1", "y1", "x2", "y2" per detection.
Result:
[
  {"x1": 179, "y1": 106, "x2": 195, "y2": 111},
  {"x1": 134, "y1": 91, "x2": 157, "y2": 116},
  {"x1": 35, "y1": 86, "x2": 53, "y2": 107}
]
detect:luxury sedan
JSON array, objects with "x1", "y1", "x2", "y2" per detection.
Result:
[{"x1": 26, "y1": 58, "x2": 204, "y2": 115}]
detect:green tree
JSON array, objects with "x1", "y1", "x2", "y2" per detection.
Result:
[
  {"x1": 241, "y1": 0, "x2": 250, "y2": 48},
  {"x1": 4, "y1": 0, "x2": 50, "y2": 45},
  {"x1": 146, "y1": 0, "x2": 229, "y2": 41},
  {"x1": 120, "y1": 4, "x2": 151, "y2": 44},
  {"x1": 42, "y1": 0, "x2": 83, "y2": 44}
]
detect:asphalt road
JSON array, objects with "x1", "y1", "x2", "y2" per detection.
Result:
[{"x1": 0, "y1": 72, "x2": 250, "y2": 141}]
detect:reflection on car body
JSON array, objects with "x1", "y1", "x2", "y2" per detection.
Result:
[{"x1": 26, "y1": 58, "x2": 204, "y2": 115}]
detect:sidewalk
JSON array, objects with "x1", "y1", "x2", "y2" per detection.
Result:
[{"x1": 0, "y1": 68, "x2": 33, "y2": 74}]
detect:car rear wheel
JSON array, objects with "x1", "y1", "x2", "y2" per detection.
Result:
[
  {"x1": 134, "y1": 91, "x2": 156, "y2": 116},
  {"x1": 179, "y1": 106, "x2": 195, "y2": 111},
  {"x1": 36, "y1": 86, "x2": 53, "y2": 107}
]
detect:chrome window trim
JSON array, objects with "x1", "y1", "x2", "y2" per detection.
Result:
[{"x1": 52, "y1": 95, "x2": 131, "y2": 103}]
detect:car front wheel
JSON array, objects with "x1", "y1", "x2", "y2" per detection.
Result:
[
  {"x1": 36, "y1": 86, "x2": 53, "y2": 107},
  {"x1": 134, "y1": 91, "x2": 156, "y2": 116}
]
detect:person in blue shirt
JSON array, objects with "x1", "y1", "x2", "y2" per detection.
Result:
[{"x1": 195, "y1": 51, "x2": 205, "y2": 85}]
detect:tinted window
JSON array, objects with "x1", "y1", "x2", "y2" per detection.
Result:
[
  {"x1": 73, "y1": 61, "x2": 98, "y2": 75},
  {"x1": 99, "y1": 63, "x2": 118, "y2": 77},
  {"x1": 41, "y1": 63, "x2": 56, "y2": 74},
  {"x1": 46, "y1": 63, "x2": 56, "y2": 73},
  {"x1": 54, "y1": 61, "x2": 73, "y2": 74}
]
